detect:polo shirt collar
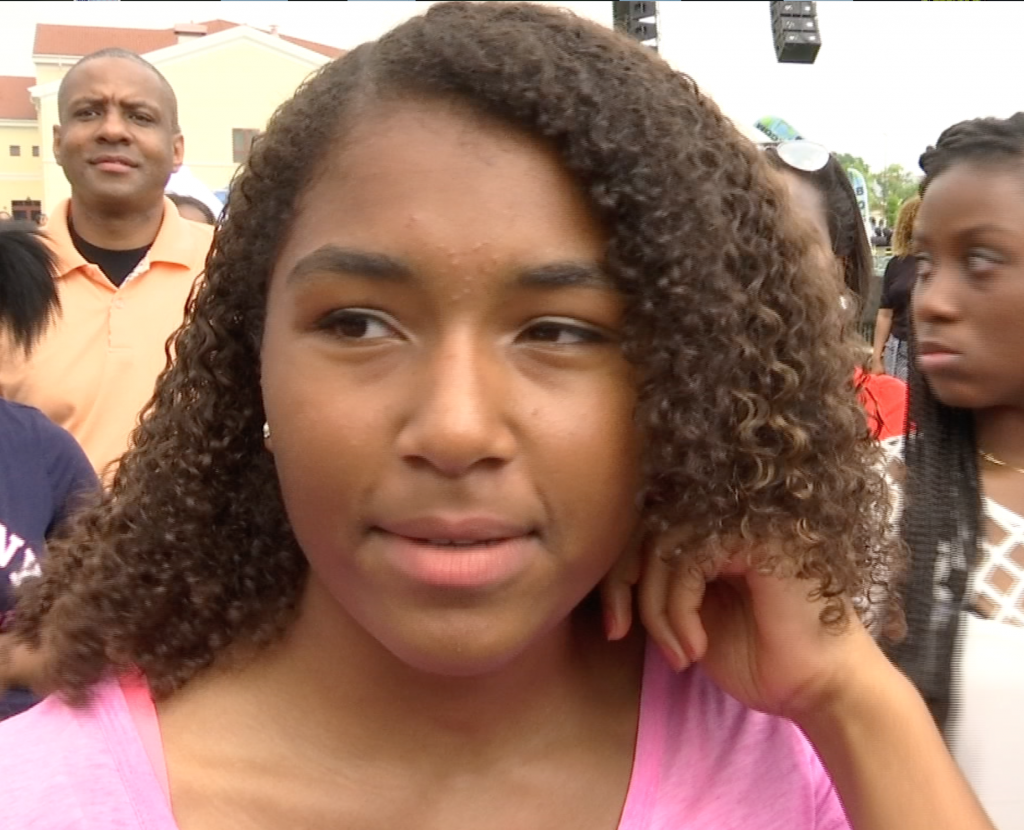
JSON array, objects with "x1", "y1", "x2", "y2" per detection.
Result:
[{"x1": 47, "y1": 197, "x2": 194, "y2": 279}]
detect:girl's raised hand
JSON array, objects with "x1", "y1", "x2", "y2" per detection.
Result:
[{"x1": 601, "y1": 532, "x2": 878, "y2": 721}]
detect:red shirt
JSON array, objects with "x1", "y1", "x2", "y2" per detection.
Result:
[{"x1": 854, "y1": 368, "x2": 907, "y2": 440}]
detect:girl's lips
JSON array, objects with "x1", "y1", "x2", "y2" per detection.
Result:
[
  {"x1": 377, "y1": 531, "x2": 537, "y2": 589},
  {"x1": 917, "y1": 352, "x2": 962, "y2": 373}
]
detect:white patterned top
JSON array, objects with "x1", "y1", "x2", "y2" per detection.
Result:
[{"x1": 881, "y1": 435, "x2": 1024, "y2": 829}]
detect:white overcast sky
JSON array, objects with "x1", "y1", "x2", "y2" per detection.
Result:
[{"x1": 2, "y1": 1, "x2": 1021, "y2": 174}]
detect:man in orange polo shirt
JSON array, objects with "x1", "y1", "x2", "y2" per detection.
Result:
[{"x1": 0, "y1": 49, "x2": 213, "y2": 477}]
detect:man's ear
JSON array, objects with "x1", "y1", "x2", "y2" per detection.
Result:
[
  {"x1": 171, "y1": 133, "x2": 184, "y2": 173},
  {"x1": 52, "y1": 124, "x2": 63, "y2": 167}
]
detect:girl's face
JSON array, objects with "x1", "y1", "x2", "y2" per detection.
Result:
[
  {"x1": 912, "y1": 162, "x2": 1024, "y2": 410},
  {"x1": 260, "y1": 102, "x2": 641, "y2": 676}
]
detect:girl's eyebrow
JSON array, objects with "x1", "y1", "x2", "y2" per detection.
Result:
[
  {"x1": 288, "y1": 246, "x2": 411, "y2": 285},
  {"x1": 287, "y1": 245, "x2": 614, "y2": 291},
  {"x1": 516, "y1": 261, "x2": 614, "y2": 291}
]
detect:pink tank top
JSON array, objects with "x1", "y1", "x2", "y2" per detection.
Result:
[{"x1": 119, "y1": 672, "x2": 170, "y2": 798}]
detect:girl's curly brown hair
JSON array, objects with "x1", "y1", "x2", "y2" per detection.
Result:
[{"x1": 16, "y1": 2, "x2": 900, "y2": 703}]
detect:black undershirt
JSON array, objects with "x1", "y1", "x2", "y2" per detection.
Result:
[{"x1": 69, "y1": 221, "x2": 151, "y2": 289}]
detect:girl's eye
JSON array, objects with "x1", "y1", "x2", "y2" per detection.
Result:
[
  {"x1": 319, "y1": 310, "x2": 397, "y2": 341},
  {"x1": 966, "y1": 251, "x2": 999, "y2": 275},
  {"x1": 520, "y1": 320, "x2": 610, "y2": 346},
  {"x1": 913, "y1": 254, "x2": 932, "y2": 280}
]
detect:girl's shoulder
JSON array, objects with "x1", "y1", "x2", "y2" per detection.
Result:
[
  {"x1": 0, "y1": 678, "x2": 174, "y2": 829},
  {"x1": 630, "y1": 646, "x2": 848, "y2": 829}
]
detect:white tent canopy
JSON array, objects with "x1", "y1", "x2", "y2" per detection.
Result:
[{"x1": 165, "y1": 165, "x2": 224, "y2": 219}]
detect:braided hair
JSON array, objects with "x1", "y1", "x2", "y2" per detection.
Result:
[{"x1": 887, "y1": 112, "x2": 1024, "y2": 729}]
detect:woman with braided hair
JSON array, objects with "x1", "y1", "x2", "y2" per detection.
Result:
[
  {"x1": 0, "y1": 4, "x2": 996, "y2": 829},
  {"x1": 884, "y1": 112, "x2": 1024, "y2": 830}
]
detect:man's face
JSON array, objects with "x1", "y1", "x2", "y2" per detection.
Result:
[{"x1": 53, "y1": 57, "x2": 183, "y2": 213}]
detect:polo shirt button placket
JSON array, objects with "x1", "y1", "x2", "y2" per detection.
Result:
[{"x1": 109, "y1": 295, "x2": 125, "y2": 349}]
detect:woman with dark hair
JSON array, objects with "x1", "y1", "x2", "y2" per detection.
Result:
[
  {"x1": 871, "y1": 196, "x2": 921, "y2": 381},
  {"x1": 0, "y1": 223, "x2": 97, "y2": 719},
  {"x1": 764, "y1": 142, "x2": 874, "y2": 304},
  {"x1": 0, "y1": 5, "x2": 992, "y2": 828},
  {"x1": 884, "y1": 113, "x2": 1024, "y2": 830},
  {"x1": 763, "y1": 141, "x2": 907, "y2": 440},
  {"x1": 167, "y1": 194, "x2": 216, "y2": 226}
]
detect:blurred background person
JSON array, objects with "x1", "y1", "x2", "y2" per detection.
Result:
[
  {"x1": 167, "y1": 194, "x2": 215, "y2": 226},
  {"x1": 0, "y1": 49, "x2": 213, "y2": 478},
  {"x1": 165, "y1": 163, "x2": 223, "y2": 225},
  {"x1": 872, "y1": 196, "x2": 920, "y2": 381},
  {"x1": 764, "y1": 139, "x2": 908, "y2": 441},
  {"x1": 0, "y1": 222, "x2": 97, "y2": 720}
]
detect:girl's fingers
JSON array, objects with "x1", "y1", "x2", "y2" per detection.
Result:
[
  {"x1": 665, "y1": 561, "x2": 711, "y2": 663},
  {"x1": 638, "y1": 549, "x2": 691, "y2": 672},
  {"x1": 599, "y1": 577, "x2": 633, "y2": 642}
]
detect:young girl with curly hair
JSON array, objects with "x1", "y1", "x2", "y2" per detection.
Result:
[{"x1": 0, "y1": 4, "x2": 993, "y2": 829}]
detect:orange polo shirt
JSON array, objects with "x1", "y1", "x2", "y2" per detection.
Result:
[{"x1": 0, "y1": 198, "x2": 213, "y2": 476}]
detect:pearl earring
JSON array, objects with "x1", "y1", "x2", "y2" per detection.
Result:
[{"x1": 262, "y1": 422, "x2": 271, "y2": 440}]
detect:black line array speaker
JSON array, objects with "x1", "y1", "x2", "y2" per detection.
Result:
[
  {"x1": 613, "y1": 2, "x2": 658, "y2": 50},
  {"x1": 771, "y1": 1, "x2": 821, "y2": 64}
]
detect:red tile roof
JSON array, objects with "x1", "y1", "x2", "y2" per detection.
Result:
[
  {"x1": 0, "y1": 76, "x2": 36, "y2": 120},
  {"x1": 33, "y1": 20, "x2": 342, "y2": 61}
]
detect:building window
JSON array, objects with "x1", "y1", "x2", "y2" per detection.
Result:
[
  {"x1": 32, "y1": 146, "x2": 39, "y2": 157},
  {"x1": 232, "y1": 129, "x2": 260, "y2": 163},
  {"x1": 11, "y1": 199, "x2": 42, "y2": 223},
  {"x1": 9, "y1": 146, "x2": 20, "y2": 157}
]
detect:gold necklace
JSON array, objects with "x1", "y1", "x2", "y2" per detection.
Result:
[{"x1": 978, "y1": 449, "x2": 1024, "y2": 475}]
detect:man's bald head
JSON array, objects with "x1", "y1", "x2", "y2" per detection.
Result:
[{"x1": 57, "y1": 48, "x2": 179, "y2": 132}]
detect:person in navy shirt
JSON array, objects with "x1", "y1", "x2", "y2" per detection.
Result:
[{"x1": 0, "y1": 221, "x2": 98, "y2": 718}]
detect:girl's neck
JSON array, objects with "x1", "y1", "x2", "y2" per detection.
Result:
[
  {"x1": 974, "y1": 406, "x2": 1024, "y2": 470},
  {"x1": 159, "y1": 580, "x2": 645, "y2": 769}
]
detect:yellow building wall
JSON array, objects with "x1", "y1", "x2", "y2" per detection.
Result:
[
  {"x1": 34, "y1": 38, "x2": 324, "y2": 210},
  {"x1": 34, "y1": 62, "x2": 73, "y2": 88},
  {"x1": 34, "y1": 93, "x2": 65, "y2": 215},
  {"x1": 0, "y1": 121, "x2": 44, "y2": 216},
  {"x1": 160, "y1": 40, "x2": 323, "y2": 195}
]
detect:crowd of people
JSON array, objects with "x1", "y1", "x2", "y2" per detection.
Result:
[{"x1": 0, "y1": 3, "x2": 1020, "y2": 828}]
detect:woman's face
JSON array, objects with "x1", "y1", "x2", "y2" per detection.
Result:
[
  {"x1": 912, "y1": 162, "x2": 1024, "y2": 410},
  {"x1": 260, "y1": 102, "x2": 641, "y2": 676}
]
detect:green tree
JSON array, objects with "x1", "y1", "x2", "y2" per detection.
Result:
[
  {"x1": 834, "y1": 152, "x2": 874, "y2": 193},
  {"x1": 874, "y1": 163, "x2": 921, "y2": 227},
  {"x1": 835, "y1": 152, "x2": 921, "y2": 227}
]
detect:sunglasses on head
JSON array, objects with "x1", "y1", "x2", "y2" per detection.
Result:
[{"x1": 762, "y1": 140, "x2": 832, "y2": 173}]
